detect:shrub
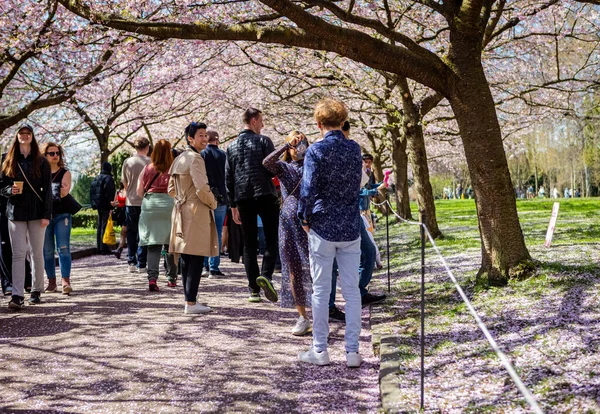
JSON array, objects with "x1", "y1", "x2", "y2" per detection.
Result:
[{"x1": 72, "y1": 208, "x2": 97, "y2": 228}]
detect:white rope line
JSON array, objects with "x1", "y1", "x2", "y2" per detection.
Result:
[
  {"x1": 371, "y1": 199, "x2": 421, "y2": 225},
  {"x1": 379, "y1": 198, "x2": 544, "y2": 413}
]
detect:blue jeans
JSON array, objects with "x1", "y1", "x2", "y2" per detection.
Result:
[
  {"x1": 44, "y1": 213, "x2": 72, "y2": 279},
  {"x1": 257, "y1": 226, "x2": 266, "y2": 255},
  {"x1": 329, "y1": 219, "x2": 376, "y2": 307},
  {"x1": 204, "y1": 205, "x2": 226, "y2": 271},
  {"x1": 308, "y1": 229, "x2": 361, "y2": 354},
  {"x1": 126, "y1": 206, "x2": 147, "y2": 268}
]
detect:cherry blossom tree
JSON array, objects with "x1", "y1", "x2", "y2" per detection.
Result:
[
  {"x1": 0, "y1": 0, "x2": 117, "y2": 137},
  {"x1": 15, "y1": 0, "x2": 600, "y2": 284},
  {"x1": 228, "y1": 46, "x2": 445, "y2": 235}
]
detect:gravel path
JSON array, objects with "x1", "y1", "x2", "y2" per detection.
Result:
[{"x1": 0, "y1": 253, "x2": 381, "y2": 413}]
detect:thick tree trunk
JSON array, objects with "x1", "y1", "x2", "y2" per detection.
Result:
[
  {"x1": 448, "y1": 39, "x2": 532, "y2": 286},
  {"x1": 392, "y1": 136, "x2": 412, "y2": 220}
]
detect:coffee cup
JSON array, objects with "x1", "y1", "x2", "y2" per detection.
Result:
[{"x1": 14, "y1": 181, "x2": 23, "y2": 194}]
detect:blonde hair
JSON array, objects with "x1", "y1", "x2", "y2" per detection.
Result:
[
  {"x1": 314, "y1": 98, "x2": 348, "y2": 128},
  {"x1": 282, "y1": 130, "x2": 306, "y2": 162}
]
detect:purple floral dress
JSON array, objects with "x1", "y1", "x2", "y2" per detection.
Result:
[{"x1": 263, "y1": 144, "x2": 312, "y2": 308}]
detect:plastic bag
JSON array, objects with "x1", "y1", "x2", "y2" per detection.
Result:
[{"x1": 103, "y1": 214, "x2": 116, "y2": 245}]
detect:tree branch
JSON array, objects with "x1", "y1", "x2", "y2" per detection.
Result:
[{"x1": 56, "y1": 0, "x2": 453, "y2": 96}]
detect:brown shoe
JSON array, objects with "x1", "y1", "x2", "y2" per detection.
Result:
[
  {"x1": 62, "y1": 278, "x2": 73, "y2": 295},
  {"x1": 45, "y1": 280, "x2": 57, "y2": 293}
]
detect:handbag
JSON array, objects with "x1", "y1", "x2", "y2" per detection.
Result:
[
  {"x1": 103, "y1": 214, "x2": 116, "y2": 245},
  {"x1": 62, "y1": 194, "x2": 82, "y2": 215},
  {"x1": 51, "y1": 168, "x2": 82, "y2": 215}
]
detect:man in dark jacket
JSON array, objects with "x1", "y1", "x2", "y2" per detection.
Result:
[
  {"x1": 225, "y1": 108, "x2": 279, "y2": 303},
  {"x1": 90, "y1": 162, "x2": 116, "y2": 255},
  {"x1": 201, "y1": 130, "x2": 228, "y2": 277}
]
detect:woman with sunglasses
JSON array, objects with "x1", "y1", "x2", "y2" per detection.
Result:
[
  {"x1": 41, "y1": 142, "x2": 73, "y2": 295},
  {"x1": 0, "y1": 125, "x2": 52, "y2": 309}
]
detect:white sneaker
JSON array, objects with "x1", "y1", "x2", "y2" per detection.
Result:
[
  {"x1": 298, "y1": 348, "x2": 330, "y2": 366},
  {"x1": 184, "y1": 303, "x2": 212, "y2": 314},
  {"x1": 346, "y1": 352, "x2": 362, "y2": 368},
  {"x1": 128, "y1": 265, "x2": 137, "y2": 273},
  {"x1": 201, "y1": 269, "x2": 210, "y2": 277},
  {"x1": 291, "y1": 316, "x2": 312, "y2": 336},
  {"x1": 138, "y1": 267, "x2": 147, "y2": 274}
]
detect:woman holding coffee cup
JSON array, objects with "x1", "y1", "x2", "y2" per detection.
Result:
[
  {"x1": 0, "y1": 124, "x2": 52, "y2": 310},
  {"x1": 41, "y1": 142, "x2": 73, "y2": 295}
]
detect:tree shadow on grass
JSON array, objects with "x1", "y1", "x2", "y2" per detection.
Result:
[{"x1": 379, "y1": 261, "x2": 600, "y2": 412}]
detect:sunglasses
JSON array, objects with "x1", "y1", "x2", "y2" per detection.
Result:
[{"x1": 46, "y1": 151, "x2": 60, "y2": 156}]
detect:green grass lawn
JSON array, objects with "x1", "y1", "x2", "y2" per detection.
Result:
[
  {"x1": 372, "y1": 198, "x2": 600, "y2": 411},
  {"x1": 71, "y1": 226, "x2": 123, "y2": 249},
  {"x1": 379, "y1": 197, "x2": 599, "y2": 267}
]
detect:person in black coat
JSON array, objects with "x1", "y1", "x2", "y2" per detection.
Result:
[
  {"x1": 90, "y1": 162, "x2": 116, "y2": 254},
  {"x1": 225, "y1": 108, "x2": 279, "y2": 303},
  {"x1": 0, "y1": 124, "x2": 52, "y2": 309}
]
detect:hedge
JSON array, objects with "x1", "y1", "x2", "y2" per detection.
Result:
[{"x1": 72, "y1": 208, "x2": 98, "y2": 228}]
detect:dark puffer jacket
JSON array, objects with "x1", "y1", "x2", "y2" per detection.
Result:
[
  {"x1": 89, "y1": 167, "x2": 115, "y2": 211},
  {"x1": 225, "y1": 129, "x2": 276, "y2": 207},
  {"x1": 0, "y1": 153, "x2": 52, "y2": 221}
]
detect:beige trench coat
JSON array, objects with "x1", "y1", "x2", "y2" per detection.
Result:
[{"x1": 168, "y1": 148, "x2": 219, "y2": 257}]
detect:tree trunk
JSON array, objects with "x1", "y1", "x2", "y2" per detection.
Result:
[
  {"x1": 99, "y1": 135, "x2": 110, "y2": 166},
  {"x1": 391, "y1": 136, "x2": 412, "y2": 219},
  {"x1": 397, "y1": 78, "x2": 442, "y2": 238},
  {"x1": 448, "y1": 37, "x2": 532, "y2": 286}
]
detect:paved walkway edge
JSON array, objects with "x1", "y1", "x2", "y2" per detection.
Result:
[{"x1": 371, "y1": 305, "x2": 405, "y2": 413}]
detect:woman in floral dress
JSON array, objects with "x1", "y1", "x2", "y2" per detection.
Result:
[{"x1": 263, "y1": 131, "x2": 312, "y2": 336}]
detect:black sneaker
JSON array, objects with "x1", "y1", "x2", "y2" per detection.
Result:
[
  {"x1": 210, "y1": 270, "x2": 225, "y2": 276},
  {"x1": 361, "y1": 292, "x2": 386, "y2": 307},
  {"x1": 329, "y1": 306, "x2": 346, "y2": 323},
  {"x1": 8, "y1": 296, "x2": 24, "y2": 310},
  {"x1": 28, "y1": 291, "x2": 41, "y2": 305},
  {"x1": 256, "y1": 276, "x2": 278, "y2": 303}
]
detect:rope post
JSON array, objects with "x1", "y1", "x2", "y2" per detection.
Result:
[
  {"x1": 386, "y1": 192, "x2": 390, "y2": 293},
  {"x1": 420, "y1": 211, "x2": 426, "y2": 411}
]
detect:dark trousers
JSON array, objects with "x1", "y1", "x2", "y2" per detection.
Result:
[
  {"x1": 181, "y1": 254, "x2": 204, "y2": 302},
  {"x1": 125, "y1": 206, "x2": 147, "y2": 267},
  {"x1": 96, "y1": 209, "x2": 111, "y2": 253},
  {"x1": 237, "y1": 195, "x2": 279, "y2": 293},
  {"x1": 226, "y1": 208, "x2": 244, "y2": 263}
]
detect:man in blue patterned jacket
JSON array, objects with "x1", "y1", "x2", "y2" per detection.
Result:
[{"x1": 297, "y1": 98, "x2": 363, "y2": 368}]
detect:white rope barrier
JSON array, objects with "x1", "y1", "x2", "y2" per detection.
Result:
[
  {"x1": 371, "y1": 199, "x2": 421, "y2": 226},
  {"x1": 378, "y1": 198, "x2": 544, "y2": 414}
]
